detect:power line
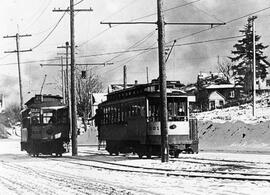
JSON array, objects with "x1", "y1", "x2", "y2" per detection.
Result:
[
  {"x1": 129, "y1": 0, "x2": 200, "y2": 22},
  {"x1": 0, "y1": 35, "x2": 245, "y2": 67},
  {"x1": 31, "y1": 11, "x2": 67, "y2": 50},
  {"x1": 167, "y1": 5, "x2": 270, "y2": 44},
  {"x1": 78, "y1": 0, "x2": 199, "y2": 47},
  {"x1": 23, "y1": 0, "x2": 52, "y2": 32},
  {"x1": 103, "y1": 0, "x2": 137, "y2": 21},
  {"x1": 105, "y1": 29, "x2": 156, "y2": 63},
  {"x1": 88, "y1": 34, "x2": 244, "y2": 76},
  {"x1": 182, "y1": 0, "x2": 224, "y2": 23},
  {"x1": 78, "y1": 35, "x2": 244, "y2": 58}
]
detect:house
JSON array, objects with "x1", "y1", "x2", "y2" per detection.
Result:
[
  {"x1": 208, "y1": 91, "x2": 225, "y2": 110},
  {"x1": 201, "y1": 84, "x2": 242, "y2": 110},
  {"x1": 196, "y1": 72, "x2": 242, "y2": 111},
  {"x1": 90, "y1": 93, "x2": 107, "y2": 115}
]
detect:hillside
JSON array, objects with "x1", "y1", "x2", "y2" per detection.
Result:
[{"x1": 195, "y1": 97, "x2": 270, "y2": 152}]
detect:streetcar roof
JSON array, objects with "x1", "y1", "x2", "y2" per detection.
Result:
[{"x1": 41, "y1": 106, "x2": 67, "y2": 110}]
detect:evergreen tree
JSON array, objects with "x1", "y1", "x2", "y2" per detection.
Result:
[{"x1": 230, "y1": 16, "x2": 269, "y2": 90}]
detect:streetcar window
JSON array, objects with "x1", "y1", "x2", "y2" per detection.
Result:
[
  {"x1": 31, "y1": 112, "x2": 40, "y2": 125},
  {"x1": 43, "y1": 111, "x2": 53, "y2": 124},
  {"x1": 149, "y1": 101, "x2": 159, "y2": 122},
  {"x1": 167, "y1": 98, "x2": 187, "y2": 121}
]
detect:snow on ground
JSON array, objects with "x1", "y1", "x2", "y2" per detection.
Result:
[
  {"x1": 195, "y1": 95, "x2": 270, "y2": 152},
  {"x1": 1, "y1": 139, "x2": 270, "y2": 195}
]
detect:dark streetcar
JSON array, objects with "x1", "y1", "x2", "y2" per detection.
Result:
[
  {"x1": 21, "y1": 95, "x2": 70, "y2": 157},
  {"x1": 98, "y1": 80, "x2": 198, "y2": 158}
]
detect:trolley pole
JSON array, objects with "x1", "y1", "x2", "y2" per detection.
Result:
[
  {"x1": 146, "y1": 67, "x2": 149, "y2": 84},
  {"x1": 157, "y1": 0, "x2": 169, "y2": 162},
  {"x1": 123, "y1": 65, "x2": 127, "y2": 89},
  {"x1": 3, "y1": 33, "x2": 32, "y2": 110}
]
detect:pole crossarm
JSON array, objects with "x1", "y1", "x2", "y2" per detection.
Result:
[
  {"x1": 3, "y1": 33, "x2": 32, "y2": 110},
  {"x1": 76, "y1": 62, "x2": 113, "y2": 66},
  {"x1": 53, "y1": 8, "x2": 93, "y2": 12},
  {"x1": 101, "y1": 21, "x2": 157, "y2": 25},
  {"x1": 57, "y1": 52, "x2": 77, "y2": 55},
  {"x1": 101, "y1": 21, "x2": 226, "y2": 27},
  {"x1": 165, "y1": 22, "x2": 226, "y2": 26},
  {"x1": 4, "y1": 49, "x2": 32, "y2": 53},
  {"x1": 40, "y1": 62, "x2": 113, "y2": 67},
  {"x1": 3, "y1": 34, "x2": 32, "y2": 38},
  {"x1": 57, "y1": 45, "x2": 78, "y2": 48}
]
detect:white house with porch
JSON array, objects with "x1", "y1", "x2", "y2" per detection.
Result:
[{"x1": 208, "y1": 91, "x2": 226, "y2": 110}]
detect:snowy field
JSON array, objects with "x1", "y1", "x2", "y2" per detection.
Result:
[{"x1": 0, "y1": 138, "x2": 270, "y2": 195}]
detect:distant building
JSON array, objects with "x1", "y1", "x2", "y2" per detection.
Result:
[
  {"x1": 0, "y1": 94, "x2": 4, "y2": 112},
  {"x1": 196, "y1": 72, "x2": 242, "y2": 111},
  {"x1": 91, "y1": 93, "x2": 107, "y2": 114},
  {"x1": 25, "y1": 94, "x2": 63, "y2": 108}
]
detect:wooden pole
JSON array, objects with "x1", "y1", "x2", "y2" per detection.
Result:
[{"x1": 157, "y1": 0, "x2": 169, "y2": 162}]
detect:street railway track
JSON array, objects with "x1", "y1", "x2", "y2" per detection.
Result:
[
  {"x1": 79, "y1": 150, "x2": 270, "y2": 169},
  {"x1": 48, "y1": 154, "x2": 270, "y2": 183}
]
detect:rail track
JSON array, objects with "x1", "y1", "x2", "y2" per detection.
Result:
[{"x1": 46, "y1": 151, "x2": 270, "y2": 183}]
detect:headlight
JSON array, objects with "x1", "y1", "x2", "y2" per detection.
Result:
[
  {"x1": 169, "y1": 124, "x2": 177, "y2": 129},
  {"x1": 55, "y1": 132, "x2": 62, "y2": 139}
]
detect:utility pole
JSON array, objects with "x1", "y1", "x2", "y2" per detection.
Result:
[
  {"x1": 3, "y1": 33, "x2": 32, "y2": 110},
  {"x1": 157, "y1": 0, "x2": 169, "y2": 162},
  {"x1": 101, "y1": 0, "x2": 225, "y2": 162},
  {"x1": 60, "y1": 56, "x2": 65, "y2": 104},
  {"x1": 57, "y1": 42, "x2": 72, "y2": 104},
  {"x1": 123, "y1": 65, "x2": 127, "y2": 89},
  {"x1": 53, "y1": 4, "x2": 92, "y2": 156},
  {"x1": 252, "y1": 16, "x2": 257, "y2": 117}
]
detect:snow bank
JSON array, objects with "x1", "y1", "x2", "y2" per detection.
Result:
[
  {"x1": 196, "y1": 97, "x2": 270, "y2": 152},
  {"x1": 0, "y1": 124, "x2": 9, "y2": 139}
]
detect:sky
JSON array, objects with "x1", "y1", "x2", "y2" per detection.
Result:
[{"x1": 1, "y1": 0, "x2": 270, "y2": 105}]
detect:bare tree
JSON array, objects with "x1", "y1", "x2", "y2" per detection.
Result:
[
  {"x1": 76, "y1": 67, "x2": 104, "y2": 131},
  {"x1": 217, "y1": 59, "x2": 234, "y2": 83}
]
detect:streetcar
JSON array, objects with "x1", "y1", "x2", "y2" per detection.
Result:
[
  {"x1": 21, "y1": 94, "x2": 70, "y2": 156},
  {"x1": 98, "y1": 80, "x2": 198, "y2": 158}
]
